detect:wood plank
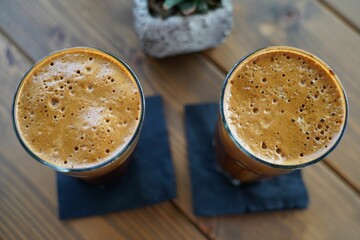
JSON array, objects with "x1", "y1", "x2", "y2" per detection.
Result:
[
  {"x1": 0, "y1": 31, "x2": 88, "y2": 240},
  {"x1": 319, "y1": 0, "x2": 360, "y2": 31},
  {"x1": 203, "y1": 0, "x2": 360, "y2": 191},
  {"x1": 201, "y1": 164, "x2": 360, "y2": 240},
  {"x1": 0, "y1": 31, "x2": 208, "y2": 240}
]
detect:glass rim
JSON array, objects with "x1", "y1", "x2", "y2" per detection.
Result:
[
  {"x1": 12, "y1": 47, "x2": 145, "y2": 173},
  {"x1": 219, "y1": 46, "x2": 349, "y2": 170}
]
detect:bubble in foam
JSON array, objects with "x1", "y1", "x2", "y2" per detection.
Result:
[
  {"x1": 50, "y1": 98, "x2": 59, "y2": 107},
  {"x1": 275, "y1": 147, "x2": 282, "y2": 154}
]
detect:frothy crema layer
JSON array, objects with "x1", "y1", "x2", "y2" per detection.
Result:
[
  {"x1": 15, "y1": 48, "x2": 142, "y2": 169},
  {"x1": 223, "y1": 47, "x2": 346, "y2": 166}
]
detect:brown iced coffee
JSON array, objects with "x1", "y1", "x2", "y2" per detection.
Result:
[
  {"x1": 215, "y1": 46, "x2": 347, "y2": 183},
  {"x1": 13, "y1": 47, "x2": 144, "y2": 181}
]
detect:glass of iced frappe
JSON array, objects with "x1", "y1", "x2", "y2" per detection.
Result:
[
  {"x1": 13, "y1": 47, "x2": 145, "y2": 183},
  {"x1": 215, "y1": 46, "x2": 348, "y2": 184}
]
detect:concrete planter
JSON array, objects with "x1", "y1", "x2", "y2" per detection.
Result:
[{"x1": 133, "y1": 0, "x2": 233, "y2": 58}]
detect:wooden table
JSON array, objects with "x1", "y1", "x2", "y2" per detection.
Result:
[{"x1": 1, "y1": 0, "x2": 359, "y2": 239}]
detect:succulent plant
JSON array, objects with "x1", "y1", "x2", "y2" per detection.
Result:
[{"x1": 149, "y1": 0, "x2": 222, "y2": 18}]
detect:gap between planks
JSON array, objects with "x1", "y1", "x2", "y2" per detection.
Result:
[
  {"x1": 316, "y1": 0, "x2": 360, "y2": 34},
  {"x1": 170, "y1": 200, "x2": 215, "y2": 240},
  {"x1": 323, "y1": 160, "x2": 360, "y2": 195},
  {"x1": 0, "y1": 27, "x2": 34, "y2": 64}
]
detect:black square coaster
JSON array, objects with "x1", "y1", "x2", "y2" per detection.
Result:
[
  {"x1": 185, "y1": 103, "x2": 309, "y2": 216},
  {"x1": 57, "y1": 96, "x2": 176, "y2": 219}
]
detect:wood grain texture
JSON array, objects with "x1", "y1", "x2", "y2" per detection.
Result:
[
  {"x1": 0, "y1": 0, "x2": 224, "y2": 222},
  {"x1": 203, "y1": 0, "x2": 360, "y2": 192},
  {"x1": 0, "y1": 20, "x2": 208, "y2": 240},
  {"x1": 200, "y1": 163, "x2": 360, "y2": 240},
  {"x1": 0, "y1": 0, "x2": 359, "y2": 240},
  {"x1": 319, "y1": 0, "x2": 360, "y2": 31}
]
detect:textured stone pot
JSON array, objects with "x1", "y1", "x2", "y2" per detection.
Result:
[{"x1": 133, "y1": 0, "x2": 233, "y2": 58}]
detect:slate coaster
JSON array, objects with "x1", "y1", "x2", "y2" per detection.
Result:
[
  {"x1": 185, "y1": 103, "x2": 309, "y2": 216},
  {"x1": 57, "y1": 96, "x2": 176, "y2": 219}
]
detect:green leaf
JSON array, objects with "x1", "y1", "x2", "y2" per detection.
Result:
[
  {"x1": 149, "y1": 0, "x2": 174, "y2": 18},
  {"x1": 197, "y1": 1, "x2": 208, "y2": 13},
  {"x1": 163, "y1": 0, "x2": 185, "y2": 10},
  {"x1": 179, "y1": 1, "x2": 197, "y2": 15}
]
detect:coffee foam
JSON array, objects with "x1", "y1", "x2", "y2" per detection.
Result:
[
  {"x1": 224, "y1": 48, "x2": 346, "y2": 165},
  {"x1": 15, "y1": 48, "x2": 142, "y2": 169}
]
